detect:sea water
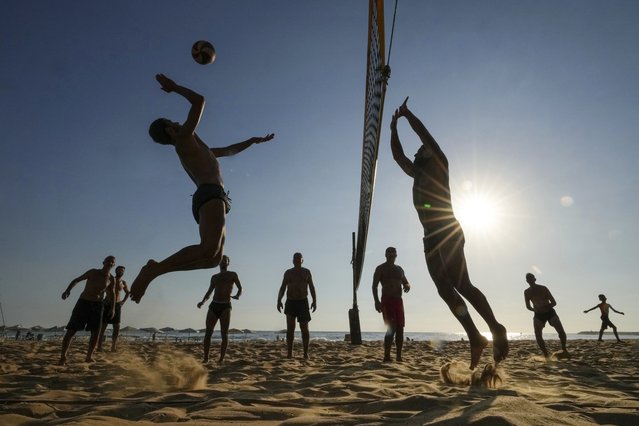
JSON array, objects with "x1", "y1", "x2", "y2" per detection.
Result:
[{"x1": 21, "y1": 329, "x2": 636, "y2": 342}]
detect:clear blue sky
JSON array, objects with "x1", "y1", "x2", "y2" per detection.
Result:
[{"x1": 2, "y1": 1, "x2": 638, "y2": 334}]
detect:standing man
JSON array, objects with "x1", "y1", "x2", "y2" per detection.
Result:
[
  {"x1": 197, "y1": 255, "x2": 243, "y2": 363},
  {"x1": 390, "y1": 97, "x2": 508, "y2": 369},
  {"x1": 524, "y1": 273, "x2": 569, "y2": 358},
  {"x1": 98, "y1": 265, "x2": 130, "y2": 352},
  {"x1": 59, "y1": 256, "x2": 116, "y2": 365},
  {"x1": 277, "y1": 252, "x2": 317, "y2": 359},
  {"x1": 584, "y1": 294, "x2": 625, "y2": 342},
  {"x1": 130, "y1": 74, "x2": 274, "y2": 303},
  {"x1": 372, "y1": 247, "x2": 411, "y2": 362}
]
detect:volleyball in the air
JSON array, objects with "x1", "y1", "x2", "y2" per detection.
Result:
[{"x1": 191, "y1": 40, "x2": 216, "y2": 65}]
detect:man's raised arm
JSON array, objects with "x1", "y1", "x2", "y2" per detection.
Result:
[
  {"x1": 390, "y1": 109, "x2": 414, "y2": 178},
  {"x1": 398, "y1": 97, "x2": 446, "y2": 160},
  {"x1": 155, "y1": 73, "x2": 204, "y2": 137}
]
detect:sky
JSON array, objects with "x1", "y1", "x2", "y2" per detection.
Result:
[{"x1": 1, "y1": 1, "x2": 638, "y2": 335}]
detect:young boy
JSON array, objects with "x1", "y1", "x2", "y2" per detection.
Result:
[
  {"x1": 130, "y1": 74, "x2": 274, "y2": 302},
  {"x1": 584, "y1": 294, "x2": 625, "y2": 342}
]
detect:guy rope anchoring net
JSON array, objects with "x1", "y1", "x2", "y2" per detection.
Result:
[{"x1": 350, "y1": 0, "x2": 398, "y2": 345}]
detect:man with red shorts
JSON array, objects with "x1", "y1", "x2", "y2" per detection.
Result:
[{"x1": 372, "y1": 247, "x2": 411, "y2": 362}]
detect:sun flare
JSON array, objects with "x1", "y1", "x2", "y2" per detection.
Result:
[{"x1": 454, "y1": 181, "x2": 504, "y2": 236}]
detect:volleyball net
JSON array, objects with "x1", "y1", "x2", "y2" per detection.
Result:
[{"x1": 350, "y1": 0, "x2": 389, "y2": 343}]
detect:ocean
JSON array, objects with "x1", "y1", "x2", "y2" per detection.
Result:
[{"x1": 8, "y1": 328, "x2": 637, "y2": 343}]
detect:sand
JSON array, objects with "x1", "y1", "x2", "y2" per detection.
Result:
[{"x1": 1, "y1": 338, "x2": 638, "y2": 425}]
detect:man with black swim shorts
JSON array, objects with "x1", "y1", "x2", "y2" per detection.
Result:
[
  {"x1": 584, "y1": 294, "x2": 625, "y2": 342},
  {"x1": 372, "y1": 247, "x2": 411, "y2": 362},
  {"x1": 98, "y1": 265, "x2": 129, "y2": 352},
  {"x1": 59, "y1": 256, "x2": 116, "y2": 365},
  {"x1": 130, "y1": 73, "x2": 274, "y2": 303},
  {"x1": 524, "y1": 273, "x2": 569, "y2": 358},
  {"x1": 197, "y1": 255, "x2": 243, "y2": 363},
  {"x1": 390, "y1": 97, "x2": 508, "y2": 369},
  {"x1": 277, "y1": 252, "x2": 317, "y2": 359}
]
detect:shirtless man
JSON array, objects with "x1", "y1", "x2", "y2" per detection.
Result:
[
  {"x1": 584, "y1": 294, "x2": 625, "y2": 342},
  {"x1": 130, "y1": 73, "x2": 274, "y2": 303},
  {"x1": 277, "y1": 252, "x2": 317, "y2": 359},
  {"x1": 197, "y1": 255, "x2": 243, "y2": 363},
  {"x1": 59, "y1": 256, "x2": 116, "y2": 365},
  {"x1": 524, "y1": 273, "x2": 569, "y2": 358},
  {"x1": 372, "y1": 247, "x2": 411, "y2": 362},
  {"x1": 390, "y1": 97, "x2": 508, "y2": 369},
  {"x1": 98, "y1": 265, "x2": 130, "y2": 352}
]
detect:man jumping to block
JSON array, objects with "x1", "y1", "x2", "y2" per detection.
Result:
[
  {"x1": 130, "y1": 74, "x2": 274, "y2": 302},
  {"x1": 390, "y1": 97, "x2": 508, "y2": 369}
]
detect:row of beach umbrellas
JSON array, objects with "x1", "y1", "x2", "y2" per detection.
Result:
[
  {"x1": 1, "y1": 325, "x2": 251, "y2": 337},
  {"x1": 1, "y1": 325, "x2": 66, "y2": 333}
]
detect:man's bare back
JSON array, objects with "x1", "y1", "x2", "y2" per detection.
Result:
[{"x1": 524, "y1": 285, "x2": 554, "y2": 314}]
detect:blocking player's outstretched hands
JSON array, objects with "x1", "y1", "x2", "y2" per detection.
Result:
[
  {"x1": 391, "y1": 96, "x2": 410, "y2": 130},
  {"x1": 398, "y1": 96, "x2": 409, "y2": 116}
]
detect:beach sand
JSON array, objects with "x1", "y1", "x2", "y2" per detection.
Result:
[{"x1": 1, "y1": 338, "x2": 638, "y2": 425}]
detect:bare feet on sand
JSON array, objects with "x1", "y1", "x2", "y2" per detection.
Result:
[
  {"x1": 491, "y1": 324, "x2": 509, "y2": 365},
  {"x1": 470, "y1": 335, "x2": 489, "y2": 370},
  {"x1": 130, "y1": 260, "x2": 158, "y2": 303}
]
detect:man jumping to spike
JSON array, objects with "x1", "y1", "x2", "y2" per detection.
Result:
[{"x1": 130, "y1": 74, "x2": 274, "y2": 302}]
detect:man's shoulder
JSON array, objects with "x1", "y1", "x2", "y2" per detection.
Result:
[
  {"x1": 211, "y1": 271, "x2": 228, "y2": 279},
  {"x1": 526, "y1": 284, "x2": 546, "y2": 293},
  {"x1": 86, "y1": 269, "x2": 106, "y2": 280}
]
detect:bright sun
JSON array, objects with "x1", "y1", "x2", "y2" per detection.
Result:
[{"x1": 454, "y1": 181, "x2": 504, "y2": 236}]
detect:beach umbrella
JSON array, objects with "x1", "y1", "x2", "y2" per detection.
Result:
[
  {"x1": 45, "y1": 325, "x2": 66, "y2": 337},
  {"x1": 179, "y1": 328, "x2": 198, "y2": 339},
  {"x1": 30, "y1": 325, "x2": 45, "y2": 331},
  {"x1": 140, "y1": 327, "x2": 163, "y2": 334},
  {"x1": 120, "y1": 326, "x2": 138, "y2": 337},
  {"x1": 242, "y1": 329, "x2": 252, "y2": 334},
  {"x1": 7, "y1": 324, "x2": 24, "y2": 331},
  {"x1": 229, "y1": 328, "x2": 243, "y2": 334},
  {"x1": 160, "y1": 327, "x2": 175, "y2": 332},
  {"x1": 7, "y1": 324, "x2": 28, "y2": 338}
]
